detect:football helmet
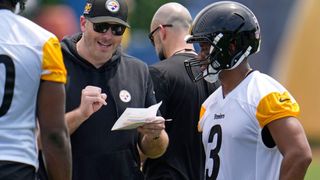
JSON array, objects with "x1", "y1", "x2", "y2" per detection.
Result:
[{"x1": 184, "y1": 1, "x2": 261, "y2": 82}]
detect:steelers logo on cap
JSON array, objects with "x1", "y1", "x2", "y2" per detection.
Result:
[
  {"x1": 119, "y1": 90, "x2": 131, "y2": 103},
  {"x1": 105, "y1": 0, "x2": 120, "y2": 13}
]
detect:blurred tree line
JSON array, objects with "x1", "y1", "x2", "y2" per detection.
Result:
[
  {"x1": 128, "y1": 0, "x2": 173, "y2": 30},
  {"x1": 35, "y1": 0, "x2": 176, "y2": 31}
]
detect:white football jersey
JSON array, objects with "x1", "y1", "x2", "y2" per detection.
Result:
[
  {"x1": 199, "y1": 71, "x2": 299, "y2": 180},
  {"x1": 0, "y1": 9, "x2": 66, "y2": 169}
]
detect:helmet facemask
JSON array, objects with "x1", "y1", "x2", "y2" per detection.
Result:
[{"x1": 184, "y1": 34, "x2": 223, "y2": 83}]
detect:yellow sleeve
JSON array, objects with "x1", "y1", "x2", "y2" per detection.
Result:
[
  {"x1": 41, "y1": 37, "x2": 67, "y2": 83},
  {"x1": 198, "y1": 105, "x2": 206, "y2": 132},
  {"x1": 256, "y1": 91, "x2": 300, "y2": 128}
]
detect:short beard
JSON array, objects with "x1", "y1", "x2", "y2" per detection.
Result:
[{"x1": 157, "y1": 49, "x2": 166, "y2": 61}]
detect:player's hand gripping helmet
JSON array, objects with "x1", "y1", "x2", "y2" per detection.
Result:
[{"x1": 184, "y1": 1, "x2": 261, "y2": 83}]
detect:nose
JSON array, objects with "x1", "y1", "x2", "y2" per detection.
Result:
[
  {"x1": 200, "y1": 63, "x2": 208, "y2": 72},
  {"x1": 196, "y1": 54, "x2": 208, "y2": 72}
]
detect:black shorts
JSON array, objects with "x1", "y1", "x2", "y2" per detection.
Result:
[{"x1": 0, "y1": 161, "x2": 36, "y2": 180}]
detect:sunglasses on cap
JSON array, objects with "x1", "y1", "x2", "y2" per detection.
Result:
[
  {"x1": 92, "y1": 22, "x2": 126, "y2": 36},
  {"x1": 148, "y1": 24, "x2": 173, "y2": 46}
]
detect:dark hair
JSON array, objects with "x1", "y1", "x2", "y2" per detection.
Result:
[{"x1": 0, "y1": 0, "x2": 26, "y2": 11}]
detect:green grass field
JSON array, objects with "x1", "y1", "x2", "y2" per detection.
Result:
[
  {"x1": 305, "y1": 147, "x2": 320, "y2": 180},
  {"x1": 305, "y1": 161, "x2": 320, "y2": 180}
]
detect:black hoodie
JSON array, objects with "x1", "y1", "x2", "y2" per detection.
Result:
[{"x1": 60, "y1": 33, "x2": 156, "y2": 180}]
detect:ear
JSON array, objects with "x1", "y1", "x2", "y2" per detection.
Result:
[
  {"x1": 159, "y1": 25, "x2": 167, "y2": 41},
  {"x1": 79, "y1": 16, "x2": 87, "y2": 32}
]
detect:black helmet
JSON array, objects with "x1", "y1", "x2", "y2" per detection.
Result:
[{"x1": 184, "y1": 1, "x2": 261, "y2": 82}]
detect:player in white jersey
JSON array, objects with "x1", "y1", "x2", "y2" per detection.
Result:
[
  {"x1": 184, "y1": 1, "x2": 312, "y2": 180},
  {"x1": 0, "y1": 0, "x2": 72, "y2": 179}
]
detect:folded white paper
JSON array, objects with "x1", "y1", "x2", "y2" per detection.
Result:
[{"x1": 111, "y1": 101, "x2": 162, "y2": 131}]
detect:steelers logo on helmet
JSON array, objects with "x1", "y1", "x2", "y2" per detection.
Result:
[{"x1": 105, "y1": 0, "x2": 120, "y2": 13}]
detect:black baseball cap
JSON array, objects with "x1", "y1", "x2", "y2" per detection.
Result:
[{"x1": 83, "y1": 0, "x2": 130, "y2": 27}]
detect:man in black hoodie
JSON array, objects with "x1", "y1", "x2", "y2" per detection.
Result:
[{"x1": 38, "y1": 0, "x2": 168, "y2": 180}]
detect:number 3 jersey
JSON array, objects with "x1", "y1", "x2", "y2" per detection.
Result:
[
  {"x1": 0, "y1": 10, "x2": 66, "y2": 169},
  {"x1": 198, "y1": 71, "x2": 300, "y2": 180}
]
